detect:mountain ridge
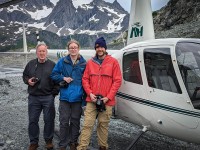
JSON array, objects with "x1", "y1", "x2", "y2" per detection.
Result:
[{"x1": 0, "y1": 0, "x2": 129, "y2": 51}]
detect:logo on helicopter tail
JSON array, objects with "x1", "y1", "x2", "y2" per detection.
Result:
[
  {"x1": 129, "y1": 22, "x2": 143, "y2": 38},
  {"x1": 57, "y1": 51, "x2": 68, "y2": 58}
]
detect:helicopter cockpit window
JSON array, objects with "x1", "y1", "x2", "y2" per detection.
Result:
[
  {"x1": 123, "y1": 51, "x2": 143, "y2": 85},
  {"x1": 176, "y1": 42, "x2": 200, "y2": 109},
  {"x1": 144, "y1": 48, "x2": 182, "y2": 94}
]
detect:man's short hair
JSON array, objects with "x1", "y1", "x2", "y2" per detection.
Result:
[
  {"x1": 36, "y1": 41, "x2": 47, "y2": 50},
  {"x1": 67, "y1": 40, "x2": 80, "y2": 49}
]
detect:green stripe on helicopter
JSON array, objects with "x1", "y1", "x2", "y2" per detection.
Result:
[{"x1": 117, "y1": 92, "x2": 200, "y2": 118}]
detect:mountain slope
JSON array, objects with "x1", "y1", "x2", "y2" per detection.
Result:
[
  {"x1": 154, "y1": 0, "x2": 200, "y2": 39},
  {"x1": 0, "y1": 0, "x2": 129, "y2": 51}
]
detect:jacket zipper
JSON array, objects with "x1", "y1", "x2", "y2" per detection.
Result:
[{"x1": 97, "y1": 64, "x2": 101, "y2": 94}]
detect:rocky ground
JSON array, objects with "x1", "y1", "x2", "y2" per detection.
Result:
[{"x1": 0, "y1": 54, "x2": 200, "y2": 150}]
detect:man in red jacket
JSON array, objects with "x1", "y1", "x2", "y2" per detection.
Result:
[{"x1": 77, "y1": 37, "x2": 122, "y2": 150}]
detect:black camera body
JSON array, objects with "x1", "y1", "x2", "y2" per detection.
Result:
[
  {"x1": 96, "y1": 94, "x2": 106, "y2": 112},
  {"x1": 59, "y1": 80, "x2": 69, "y2": 88},
  {"x1": 31, "y1": 77, "x2": 40, "y2": 83}
]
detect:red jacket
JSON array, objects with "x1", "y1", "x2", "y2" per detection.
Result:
[{"x1": 82, "y1": 55, "x2": 122, "y2": 106}]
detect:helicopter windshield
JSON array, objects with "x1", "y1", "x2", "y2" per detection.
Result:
[{"x1": 176, "y1": 41, "x2": 200, "y2": 109}]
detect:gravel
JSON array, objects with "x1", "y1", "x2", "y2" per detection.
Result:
[{"x1": 0, "y1": 54, "x2": 200, "y2": 150}]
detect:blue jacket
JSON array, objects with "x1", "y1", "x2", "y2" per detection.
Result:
[{"x1": 51, "y1": 55, "x2": 86, "y2": 102}]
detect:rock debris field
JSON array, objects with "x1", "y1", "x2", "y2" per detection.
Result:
[{"x1": 0, "y1": 54, "x2": 200, "y2": 150}]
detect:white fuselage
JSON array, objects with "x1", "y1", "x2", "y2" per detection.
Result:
[{"x1": 114, "y1": 38, "x2": 200, "y2": 144}]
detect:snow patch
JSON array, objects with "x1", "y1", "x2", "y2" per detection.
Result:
[
  {"x1": 27, "y1": 6, "x2": 53, "y2": 20},
  {"x1": 28, "y1": 22, "x2": 46, "y2": 30},
  {"x1": 49, "y1": 0, "x2": 60, "y2": 6},
  {"x1": 72, "y1": 0, "x2": 93, "y2": 9},
  {"x1": 89, "y1": 15, "x2": 99, "y2": 22}
]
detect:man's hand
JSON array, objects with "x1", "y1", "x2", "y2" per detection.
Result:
[
  {"x1": 28, "y1": 77, "x2": 36, "y2": 86},
  {"x1": 90, "y1": 93, "x2": 97, "y2": 103},
  {"x1": 63, "y1": 77, "x2": 73, "y2": 83},
  {"x1": 101, "y1": 97, "x2": 109, "y2": 104}
]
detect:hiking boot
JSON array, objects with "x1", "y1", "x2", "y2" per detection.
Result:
[
  {"x1": 28, "y1": 143, "x2": 38, "y2": 150},
  {"x1": 45, "y1": 140, "x2": 54, "y2": 150},
  {"x1": 70, "y1": 143, "x2": 78, "y2": 150},
  {"x1": 99, "y1": 146, "x2": 107, "y2": 150}
]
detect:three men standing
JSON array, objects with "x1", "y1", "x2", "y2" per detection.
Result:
[{"x1": 23, "y1": 37, "x2": 122, "y2": 150}]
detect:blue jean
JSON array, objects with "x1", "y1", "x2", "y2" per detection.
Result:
[
  {"x1": 28, "y1": 94, "x2": 55, "y2": 144},
  {"x1": 59, "y1": 100, "x2": 82, "y2": 148}
]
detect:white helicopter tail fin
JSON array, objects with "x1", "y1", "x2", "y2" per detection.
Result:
[{"x1": 127, "y1": 0, "x2": 155, "y2": 45}]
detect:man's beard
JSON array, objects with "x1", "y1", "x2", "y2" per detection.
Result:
[{"x1": 96, "y1": 51, "x2": 106, "y2": 58}]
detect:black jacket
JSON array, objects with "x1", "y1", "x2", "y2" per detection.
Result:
[{"x1": 23, "y1": 58, "x2": 59, "y2": 96}]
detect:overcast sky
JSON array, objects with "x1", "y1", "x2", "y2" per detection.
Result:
[{"x1": 104, "y1": 0, "x2": 170, "y2": 12}]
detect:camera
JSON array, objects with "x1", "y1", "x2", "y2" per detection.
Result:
[
  {"x1": 96, "y1": 95, "x2": 106, "y2": 112},
  {"x1": 59, "y1": 80, "x2": 69, "y2": 88},
  {"x1": 31, "y1": 77, "x2": 40, "y2": 83}
]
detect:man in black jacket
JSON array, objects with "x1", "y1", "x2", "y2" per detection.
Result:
[{"x1": 23, "y1": 42, "x2": 59, "y2": 150}]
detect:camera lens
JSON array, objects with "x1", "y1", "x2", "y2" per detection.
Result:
[
  {"x1": 59, "y1": 81, "x2": 69, "y2": 88},
  {"x1": 95, "y1": 95, "x2": 106, "y2": 112},
  {"x1": 32, "y1": 78, "x2": 36, "y2": 82},
  {"x1": 32, "y1": 78, "x2": 39, "y2": 83}
]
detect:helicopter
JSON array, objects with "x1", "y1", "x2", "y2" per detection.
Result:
[{"x1": 113, "y1": 0, "x2": 200, "y2": 149}]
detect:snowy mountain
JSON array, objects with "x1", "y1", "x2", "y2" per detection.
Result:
[{"x1": 0, "y1": 0, "x2": 129, "y2": 51}]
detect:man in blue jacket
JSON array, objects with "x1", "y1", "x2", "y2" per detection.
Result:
[{"x1": 51, "y1": 40, "x2": 86, "y2": 150}]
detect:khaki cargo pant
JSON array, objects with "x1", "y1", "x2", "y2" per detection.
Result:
[{"x1": 77, "y1": 102, "x2": 113, "y2": 150}]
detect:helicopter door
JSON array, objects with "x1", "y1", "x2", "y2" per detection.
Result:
[
  {"x1": 143, "y1": 47, "x2": 198, "y2": 129},
  {"x1": 116, "y1": 50, "x2": 150, "y2": 125},
  {"x1": 176, "y1": 42, "x2": 200, "y2": 110}
]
